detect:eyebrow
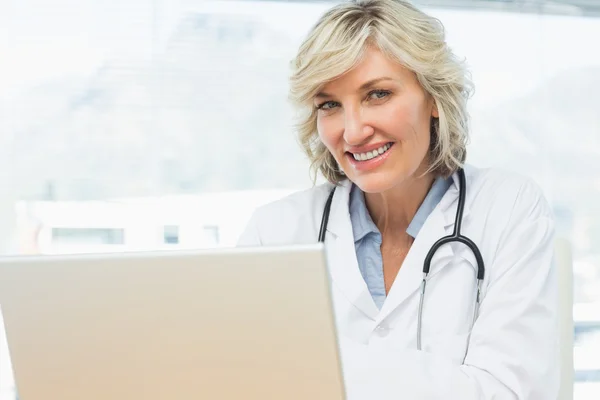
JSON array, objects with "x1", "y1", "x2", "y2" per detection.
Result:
[{"x1": 315, "y1": 77, "x2": 395, "y2": 99}]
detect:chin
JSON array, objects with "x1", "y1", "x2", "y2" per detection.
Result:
[{"x1": 347, "y1": 170, "x2": 404, "y2": 194}]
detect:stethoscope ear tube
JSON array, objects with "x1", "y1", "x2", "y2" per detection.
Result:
[{"x1": 318, "y1": 186, "x2": 336, "y2": 242}]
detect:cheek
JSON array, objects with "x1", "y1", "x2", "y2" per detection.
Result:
[
  {"x1": 380, "y1": 100, "x2": 431, "y2": 144},
  {"x1": 316, "y1": 116, "x2": 342, "y2": 149}
]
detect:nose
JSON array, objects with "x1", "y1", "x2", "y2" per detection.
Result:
[{"x1": 342, "y1": 107, "x2": 374, "y2": 146}]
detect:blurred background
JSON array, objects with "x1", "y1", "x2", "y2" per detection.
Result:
[{"x1": 0, "y1": 0, "x2": 598, "y2": 398}]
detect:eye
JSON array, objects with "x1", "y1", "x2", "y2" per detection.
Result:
[
  {"x1": 316, "y1": 101, "x2": 339, "y2": 111},
  {"x1": 368, "y1": 89, "x2": 391, "y2": 101}
]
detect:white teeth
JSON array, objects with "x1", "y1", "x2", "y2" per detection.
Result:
[{"x1": 352, "y1": 143, "x2": 391, "y2": 161}]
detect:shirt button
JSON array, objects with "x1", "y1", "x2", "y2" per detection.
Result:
[{"x1": 374, "y1": 324, "x2": 389, "y2": 336}]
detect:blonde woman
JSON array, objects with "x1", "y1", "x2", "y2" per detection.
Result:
[{"x1": 238, "y1": 0, "x2": 558, "y2": 398}]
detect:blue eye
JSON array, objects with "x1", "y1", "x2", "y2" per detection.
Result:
[
  {"x1": 368, "y1": 90, "x2": 391, "y2": 100},
  {"x1": 317, "y1": 101, "x2": 339, "y2": 110}
]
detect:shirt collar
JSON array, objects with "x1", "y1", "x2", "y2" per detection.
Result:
[{"x1": 349, "y1": 183, "x2": 378, "y2": 242}]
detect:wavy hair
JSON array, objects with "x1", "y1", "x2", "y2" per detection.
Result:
[{"x1": 289, "y1": 0, "x2": 474, "y2": 182}]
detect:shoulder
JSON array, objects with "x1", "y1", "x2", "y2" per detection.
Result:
[
  {"x1": 464, "y1": 165, "x2": 556, "y2": 272},
  {"x1": 253, "y1": 182, "x2": 334, "y2": 220},
  {"x1": 465, "y1": 164, "x2": 553, "y2": 221},
  {"x1": 237, "y1": 181, "x2": 336, "y2": 246}
]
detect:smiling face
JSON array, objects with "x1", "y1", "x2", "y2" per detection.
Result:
[{"x1": 314, "y1": 46, "x2": 439, "y2": 193}]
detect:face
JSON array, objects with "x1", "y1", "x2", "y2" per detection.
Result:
[{"x1": 314, "y1": 46, "x2": 438, "y2": 193}]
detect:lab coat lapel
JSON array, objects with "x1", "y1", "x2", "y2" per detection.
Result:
[
  {"x1": 324, "y1": 180, "x2": 380, "y2": 321},
  {"x1": 376, "y1": 205, "x2": 453, "y2": 323},
  {"x1": 376, "y1": 171, "x2": 472, "y2": 323}
]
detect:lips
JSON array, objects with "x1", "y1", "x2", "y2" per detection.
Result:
[
  {"x1": 349, "y1": 142, "x2": 393, "y2": 161},
  {"x1": 345, "y1": 142, "x2": 395, "y2": 172}
]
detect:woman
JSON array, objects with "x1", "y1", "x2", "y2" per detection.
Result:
[{"x1": 238, "y1": 0, "x2": 558, "y2": 398}]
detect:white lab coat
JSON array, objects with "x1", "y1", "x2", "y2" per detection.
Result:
[{"x1": 237, "y1": 165, "x2": 559, "y2": 400}]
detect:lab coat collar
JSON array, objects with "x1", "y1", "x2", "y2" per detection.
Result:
[
  {"x1": 324, "y1": 179, "x2": 353, "y2": 238},
  {"x1": 440, "y1": 166, "x2": 473, "y2": 228},
  {"x1": 322, "y1": 168, "x2": 475, "y2": 323},
  {"x1": 323, "y1": 179, "x2": 380, "y2": 319}
]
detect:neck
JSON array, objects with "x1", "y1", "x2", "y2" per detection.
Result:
[{"x1": 364, "y1": 169, "x2": 435, "y2": 238}]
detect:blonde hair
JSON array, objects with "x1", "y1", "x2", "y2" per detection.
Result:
[{"x1": 289, "y1": 0, "x2": 473, "y2": 183}]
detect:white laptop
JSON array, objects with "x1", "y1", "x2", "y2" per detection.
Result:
[{"x1": 0, "y1": 244, "x2": 346, "y2": 400}]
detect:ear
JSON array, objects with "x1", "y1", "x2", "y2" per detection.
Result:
[{"x1": 431, "y1": 99, "x2": 439, "y2": 118}]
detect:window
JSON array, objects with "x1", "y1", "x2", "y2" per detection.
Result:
[
  {"x1": 163, "y1": 225, "x2": 180, "y2": 244},
  {"x1": 0, "y1": 1, "x2": 598, "y2": 399},
  {"x1": 52, "y1": 228, "x2": 125, "y2": 245}
]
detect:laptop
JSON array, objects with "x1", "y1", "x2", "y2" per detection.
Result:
[{"x1": 0, "y1": 244, "x2": 346, "y2": 400}]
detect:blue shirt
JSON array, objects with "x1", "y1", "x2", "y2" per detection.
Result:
[{"x1": 349, "y1": 177, "x2": 452, "y2": 309}]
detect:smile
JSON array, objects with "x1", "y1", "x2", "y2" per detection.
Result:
[{"x1": 351, "y1": 143, "x2": 393, "y2": 161}]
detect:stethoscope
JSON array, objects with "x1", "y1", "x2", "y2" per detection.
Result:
[{"x1": 318, "y1": 168, "x2": 485, "y2": 351}]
